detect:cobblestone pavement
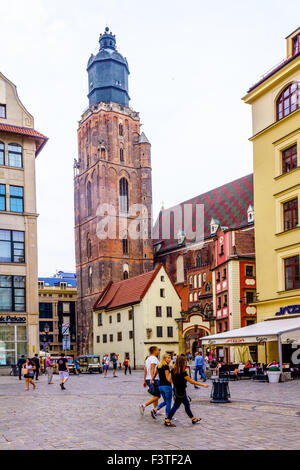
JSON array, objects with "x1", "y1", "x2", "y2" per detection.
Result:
[{"x1": 1, "y1": 371, "x2": 300, "y2": 450}]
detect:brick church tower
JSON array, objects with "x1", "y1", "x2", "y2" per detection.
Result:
[{"x1": 74, "y1": 28, "x2": 153, "y2": 354}]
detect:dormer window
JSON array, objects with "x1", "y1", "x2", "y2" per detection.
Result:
[
  {"x1": 247, "y1": 205, "x2": 254, "y2": 223},
  {"x1": 293, "y1": 34, "x2": 300, "y2": 55},
  {"x1": 210, "y1": 218, "x2": 219, "y2": 235}
]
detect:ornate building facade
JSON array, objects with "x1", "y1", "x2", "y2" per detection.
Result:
[{"x1": 74, "y1": 28, "x2": 153, "y2": 354}]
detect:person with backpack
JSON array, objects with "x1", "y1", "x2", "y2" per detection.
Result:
[{"x1": 164, "y1": 355, "x2": 209, "y2": 427}]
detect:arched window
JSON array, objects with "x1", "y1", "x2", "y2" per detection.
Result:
[
  {"x1": 277, "y1": 82, "x2": 300, "y2": 120},
  {"x1": 0, "y1": 142, "x2": 4, "y2": 165},
  {"x1": 123, "y1": 263, "x2": 129, "y2": 279},
  {"x1": 196, "y1": 252, "x2": 202, "y2": 267},
  {"x1": 119, "y1": 123, "x2": 123, "y2": 136},
  {"x1": 88, "y1": 266, "x2": 93, "y2": 290},
  {"x1": 87, "y1": 234, "x2": 92, "y2": 259},
  {"x1": 8, "y1": 144, "x2": 22, "y2": 168},
  {"x1": 119, "y1": 178, "x2": 129, "y2": 213},
  {"x1": 198, "y1": 273, "x2": 202, "y2": 287},
  {"x1": 122, "y1": 237, "x2": 128, "y2": 255},
  {"x1": 120, "y1": 147, "x2": 124, "y2": 162},
  {"x1": 87, "y1": 181, "x2": 92, "y2": 216},
  {"x1": 176, "y1": 255, "x2": 184, "y2": 283}
]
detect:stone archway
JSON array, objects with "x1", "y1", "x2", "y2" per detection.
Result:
[{"x1": 184, "y1": 326, "x2": 208, "y2": 357}]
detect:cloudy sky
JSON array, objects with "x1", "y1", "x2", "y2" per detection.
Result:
[{"x1": 1, "y1": 0, "x2": 299, "y2": 275}]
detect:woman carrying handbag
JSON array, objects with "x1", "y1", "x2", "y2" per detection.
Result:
[{"x1": 22, "y1": 358, "x2": 36, "y2": 391}]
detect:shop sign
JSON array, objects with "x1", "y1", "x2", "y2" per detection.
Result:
[
  {"x1": 0, "y1": 315, "x2": 26, "y2": 323},
  {"x1": 276, "y1": 305, "x2": 300, "y2": 316}
]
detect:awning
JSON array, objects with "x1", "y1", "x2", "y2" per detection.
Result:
[{"x1": 200, "y1": 317, "x2": 300, "y2": 345}]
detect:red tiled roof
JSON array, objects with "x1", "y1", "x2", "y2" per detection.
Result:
[
  {"x1": 154, "y1": 174, "x2": 253, "y2": 254},
  {"x1": 0, "y1": 123, "x2": 48, "y2": 155},
  {"x1": 93, "y1": 265, "x2": 161, "y2": 311}
]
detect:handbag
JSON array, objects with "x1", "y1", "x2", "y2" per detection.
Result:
[{"x1": 148, "y1": 382, "x2": 160, "y2": 397}]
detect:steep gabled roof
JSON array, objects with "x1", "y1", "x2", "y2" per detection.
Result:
[
  {"x1": 0, "y1": 123, "x2": 48, "y2": 156},
  {"x1": 154, "y1": 174, "x2": 253, "y2": 254},
  {"x1": 93, "y1": 265, "x2": 162, "y2": 311}
]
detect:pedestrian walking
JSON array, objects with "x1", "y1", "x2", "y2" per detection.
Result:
[
  {"x1": 194, "y1": 351, "x2": 206, "y2": 388},
  {"x1": 103, "y1": 354, "x2": 109, "y2": 376},
  {"x1": 112, "y1": 353, "x2": 118, "y2": 377},
  {"x1": 164, "y1": 355, "x2": 209, "y2": 427},
  {"x1": 22, "y1": 358, "x2": 36, "y2": 391},
  {"x1": 45, "y1": 355, "x2": 54, "y2": 384},
  {"x1": 139, "y1": 346, "x2": 161, "y2": 416},
  {"x1": 75, "y1": 357, "x2": 80, "y2": 375},
  {"x1": 151, "y1": 354, "x2": 173, "y2": 419},
  {"x1": 56, "y1": 352, "x2": 69, "y2": 390},
  {"x1": 32, "y1": 353, "x2": 40, "y2": 380},
  {"x1": 123, "y1": 358, "x2": 131, "y2": 375},
  {"x1": 17, "y1": 355, "x2": 26, "y2": 380}
]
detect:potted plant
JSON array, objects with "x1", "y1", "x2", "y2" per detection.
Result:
[{"x1": 267, "y1": 366, "x2": 281, "y2": 383}]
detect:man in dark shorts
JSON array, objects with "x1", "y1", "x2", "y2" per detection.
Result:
[
  {"x1": 112, "y1": 353, "x2": 118, "y2": 377},
  {"x1": 56, "y1": 352, "x2": 69, "y2": 390}
]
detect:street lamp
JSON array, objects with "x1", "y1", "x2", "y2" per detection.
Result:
[{"x1": 43, "y1": 323, "x2": 50, "y2": 352}]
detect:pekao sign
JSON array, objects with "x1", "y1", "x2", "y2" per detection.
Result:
[
  {"x1": 276, "y1": 305, "x2": 300, "y2": 316},
  {"x1": 0, "y1": 315, "x2": 26, "y2": 323}
]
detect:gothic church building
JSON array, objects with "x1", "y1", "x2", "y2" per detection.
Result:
[{"x1": 74, "y1": 28, "x2": 153, "y2": 354}]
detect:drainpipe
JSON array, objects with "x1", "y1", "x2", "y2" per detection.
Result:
[
  {"x1": 132, "y1": 306, "x2": 136, "y2": 370},
  {"x1": 277, "y1": 334, "x2": 283, "y2": 373}
]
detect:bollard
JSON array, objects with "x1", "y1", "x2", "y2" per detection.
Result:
[{"x1": 210, "y1": 378, "x2": 231, "y2": 403}]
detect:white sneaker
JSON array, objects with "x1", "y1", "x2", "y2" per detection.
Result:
[{"x1": 139, "y1": 404, "x2": 145, "y2": 416}]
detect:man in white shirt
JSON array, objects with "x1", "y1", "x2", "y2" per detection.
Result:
[{"x1": 139, "y1": 346, "x2": 160, "y2": 416}]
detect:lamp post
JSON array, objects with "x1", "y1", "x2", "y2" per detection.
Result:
[{"x1": 43, "y1": 323, "x2": 50, "y2": 352}]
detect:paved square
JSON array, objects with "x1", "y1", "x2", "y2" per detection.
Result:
[{"x1": 0, "y1": 371, "x2": 300, "y2": 450}]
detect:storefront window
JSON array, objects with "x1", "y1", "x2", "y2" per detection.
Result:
[{"x1": 0, "y1": 324, "x2": 27, "y2": 366}]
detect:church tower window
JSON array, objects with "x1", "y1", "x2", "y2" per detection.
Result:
[
  {"x1": 87, "y1": 181, "x2": 92, "y2": 216},
  {"x1": 119, "y1": 178, "x2": 129, "y2": 213}
]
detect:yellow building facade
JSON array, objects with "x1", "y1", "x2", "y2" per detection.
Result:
[
  {"x1": 243, "y1": 28, "x2": 300, "y2": 363},
  {"x1": 0, "y1": 72, "x2": 47, "y2": 368}
]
